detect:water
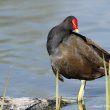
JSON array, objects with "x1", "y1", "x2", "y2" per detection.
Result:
[{"x1": 0, "y1": 0, "x2": 110, "y2": 109}]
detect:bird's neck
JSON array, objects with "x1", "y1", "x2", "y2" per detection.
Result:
[{"x1": 47, "y1": 26, "x2": 71, "y2": 55}]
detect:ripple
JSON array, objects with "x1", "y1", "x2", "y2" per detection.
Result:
[{"x1": 0, "y1": 1, "x2": 110, "y2": 110}]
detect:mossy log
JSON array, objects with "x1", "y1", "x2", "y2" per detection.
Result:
[{"x1": 0, "y1": 96, "x2": 76, "y2": 110}]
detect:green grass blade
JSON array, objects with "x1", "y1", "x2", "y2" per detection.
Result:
[
  {"x1": 56, "y1": 68, "x2": 61, "y2": 110},
  {"x1": 56, "y1": 68, "x2": 59, "y2": 110},
  {"x1": 107, "y1": 60, "x2": 110, "y2": 109},
  {"x1": 0, "y1": 77, "x2": 9, "y2": 110},
  {"x1": 103, "y1": 54, "x2": 110, "y2": 110}
]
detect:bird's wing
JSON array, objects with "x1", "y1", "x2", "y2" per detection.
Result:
[
  {"x1": 86, "y1": 38, "x2": 110, "y2": 58},
  {"x1": 73, "y1": 32, "x2": 110, "y2": 61},
  {"x1": 52, "y1": 66, "x2": 64, "y2": 82}
]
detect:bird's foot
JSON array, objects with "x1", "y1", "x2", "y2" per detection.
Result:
[{"x1": 54, "y1": 96, "x2": 75, "y2": 103}]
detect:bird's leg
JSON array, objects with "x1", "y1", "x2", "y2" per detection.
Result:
[{"x1": 77, "y1": 80, "x2": 86, "y2": 102}]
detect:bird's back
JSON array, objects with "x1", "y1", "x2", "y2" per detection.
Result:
[{"x1": 51, "y1": 33, "x2": 107, "y2": 81}]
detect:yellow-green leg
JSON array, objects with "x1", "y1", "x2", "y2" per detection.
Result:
[{"x1": 77, "y1": 80, "x2": 86, "y2": 102}]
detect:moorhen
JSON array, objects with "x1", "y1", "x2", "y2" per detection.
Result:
[{"x1": 46, "y1": 16, "x2": 110, "y2": 102}]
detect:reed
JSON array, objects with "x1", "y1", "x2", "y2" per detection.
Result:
[
  {"x1": 107, "y1": 60, "x2": 110, "y2": 109},
  {"x1": 56, "y1": 69, "x2": 61, "y2": 110},
  {"x1": 78, "y1": 101, "x2": 86, "y2": 110},
  {"x1": 0, "y1": 77, "x2": 9, "y2": 110},
  {"x1": 103, "y1": 54, "x2": 110, "y2": 110}
]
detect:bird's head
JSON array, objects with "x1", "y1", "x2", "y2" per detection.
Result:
[{"x1": 62, "y1": 16, "x2": 79, "y2": 33}]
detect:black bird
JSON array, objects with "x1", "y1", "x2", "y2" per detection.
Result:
[{"x1": 46, "y1": 16, "x2": 110, "y2": 101}]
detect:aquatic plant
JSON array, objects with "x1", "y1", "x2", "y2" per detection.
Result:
[
  {"x1": 0, "y1": 77, "x2": 9, "y2": 110},
  {"x1": 56, "y1": 69, "x2": 61, "y2": 110},
  {"x1": 103, "y1": 54, "x2": 110, "y2": 110}
]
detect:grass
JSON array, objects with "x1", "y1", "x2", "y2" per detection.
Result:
[
  {"x1": 108, "y1": 61, "x2": 110, "y2": 108},
  {"x1": 78, "y1": 101, "x2": 86, "y2": 110},
  {"x1": 0, "y1": 76, "x2": 9, "y2": 110},
  {"x1": 56, "y1": 69, "x2": 61, "y2": 110},
  {"x1": 103, "y1": 54, "x2": 110, "y2": 110}
]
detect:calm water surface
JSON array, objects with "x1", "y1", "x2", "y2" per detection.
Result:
[{"x1": 0, "y1": 0, "x2": 110, "y2": 110}]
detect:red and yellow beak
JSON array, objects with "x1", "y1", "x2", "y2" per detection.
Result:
[{"x1": 72, "y1": 18, "x2": 79, "y2": 33}]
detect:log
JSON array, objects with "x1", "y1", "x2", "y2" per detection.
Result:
[{"x1": 0, "y1": 96, "x2": 76, "y2": 110}]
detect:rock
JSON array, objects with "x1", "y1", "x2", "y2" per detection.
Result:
[{"x1": 0, "y1": 96, "x2": 76, "y2": 110}]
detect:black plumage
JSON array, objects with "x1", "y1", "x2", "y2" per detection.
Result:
[{"x1": 47, "y1": 16, "x2": 110, "y2": 82}]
